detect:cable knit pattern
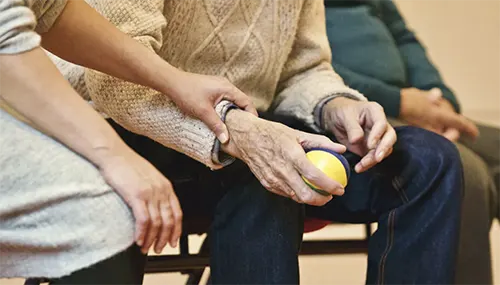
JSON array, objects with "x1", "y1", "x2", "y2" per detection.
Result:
[{"x1": 53, "y1": 0, "x2": 366, "y2": 170}]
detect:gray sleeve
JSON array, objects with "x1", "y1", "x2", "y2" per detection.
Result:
[
  {"x1": 0, "y1": 0, "x2": 40, "y2": 54},
  {"x1": 0, "y1": 0, "x2": 67, "y2": 54}
]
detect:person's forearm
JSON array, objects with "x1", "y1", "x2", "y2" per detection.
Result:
[
  {"x1": 41, "y1": 0, "x2": 179, "y2": 96},
  {"x1": 0, "y1": 47, "x2": 128, "y2": 167}
]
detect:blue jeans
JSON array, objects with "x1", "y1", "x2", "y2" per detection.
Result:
[
  {"x1": 307, "y1": 127, "x2": 464, "y2": 284},
  {"x1": 111, "y1": 118, "x2": 463, "y2": 284}
]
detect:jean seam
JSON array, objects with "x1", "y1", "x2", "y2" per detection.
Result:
[
  {"x1": 377, "y1": 209, "x2": 396, "y2": 285},
  {"x1": 392, "y1": 177, "x2": 409, "y2": 204}
]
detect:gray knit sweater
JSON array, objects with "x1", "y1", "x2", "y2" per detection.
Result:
[{"x1": 0, "y1": 0, "x2": 135, "y2": 278}]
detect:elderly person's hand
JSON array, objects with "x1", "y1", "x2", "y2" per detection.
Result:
[
  {"x1": 221, "y1": 110, "x2": 346, "y2": 206},
  {"x1": 400, "y1": 87, "x2": 479, "y2": 141},
  {"x1": 322, "y1": 97, "x2": 397, "y2": 173}
]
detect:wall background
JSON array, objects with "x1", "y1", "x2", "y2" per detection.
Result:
[{"x1": 394, "y1": 0, "x2": 500, "y2": 127}]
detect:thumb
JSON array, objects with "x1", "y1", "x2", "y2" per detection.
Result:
[
  {"x1": 442, "y1": 128, "x2": 461, "y2": 142},
  {"x1": 202, "y1": 110, "x2": 230, "y2": 143},
  {"x1": 427, "y1": 88, "x2": 443, "y2": 103}
]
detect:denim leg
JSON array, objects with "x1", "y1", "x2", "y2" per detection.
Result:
[
  {"x1": 210, "y1": 176, "x2": 303, "y2": 284},
  {"x1": 307, "y1": 127, "x2": 463, "y2": 284}
]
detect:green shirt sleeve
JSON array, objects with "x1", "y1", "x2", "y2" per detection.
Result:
[
  {"x1": 378, "y1": 0, "x2": 461, "y2": 113},
  {"x1": 332, "y1": 61, "x2": 402, "y2": 118}
]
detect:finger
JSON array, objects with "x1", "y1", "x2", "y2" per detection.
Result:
[
  {"x1": 271, "y1": 176, "x2": 304, "y2": 204},
  {"x1": 223, "y1": 87, "x2": 258, "y2": 116},
  {"x1": 355, "y1": 149, "x2": 377, "y2": 173},
  {"x1": 343, "y1": 117, "x2": 365, "y2": 145},
  {"x1": 169, "y1": 194, "x2": 183, "y2": 247},
  {"x1": 201, "y1": 109, "x2": 230, "y2": 144},
  {"x1": 366, "y1": 119, "x2": 387, "y2": 150},
  {"x1": 458, "y1": 116, "x2": 479, "y2": 139},
  {"x1": 154, "y1": 201, "x2": 173, "y2": 254},
  {"x1": 261, "y1": 175, "x2": 292, "y2": 198},
  {"x1": 299, "y1": 133, "x2": 346, "y2": 153},
  {"x1": 293, "y1": 150, "x2": 345, "y2": 196},
  {"x1": 438, "y1": 113, "x2": 479, "y2": 139},
  {"x1": 284, "y1": 169, "x2": 334, "y2": 206},
  {"x1": 142, "y1": 201, "x2": 161, "y2": 254},
  {"x1": 442, "y1": 128, "x2": 461, "y2": 142},
  {"x1": 374, "y1": 124, "x2": 397, "y2": 162},
  {"x1": 386, "y1": 147, "x2": 394, "y2": 157},
  {"x1": 131, "y1": 200, "x2": 149, "y2": 248}
]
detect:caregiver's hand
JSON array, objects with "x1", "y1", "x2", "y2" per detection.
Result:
[
  {"x1": 96, "y1": 145, "x2": 182, "y2": 255},
  {"x1": 166, "y1": 71, "x2": 257, "y2": 143}
]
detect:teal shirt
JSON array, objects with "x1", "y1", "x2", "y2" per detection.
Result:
[{"x1": 325, "y1": 0, "x2": 460, "y2": 117}]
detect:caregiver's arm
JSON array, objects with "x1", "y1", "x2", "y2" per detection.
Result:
[
  {"x1": 41, "y1": 0, "x2": 255, "y2": 143},
  {"x1": 0, "y1": 47, "x2": 183, "y2": 254}
]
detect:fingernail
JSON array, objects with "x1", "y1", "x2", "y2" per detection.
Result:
[
  {"x1": 335, "y1": 188, "x2": 345, "y2": 196},
  {"x1": 219, "y1": 133, "x2": 228, "y2": 144},
  {"x1": 355, "y1": 163, "x2": 362, "y2": 173},
  {"x1": 136, "y1": 239, "x2": 143, "y2": 247},
  {"x1": 377, "y1": 151, "x2": 385, "y2": 161}
]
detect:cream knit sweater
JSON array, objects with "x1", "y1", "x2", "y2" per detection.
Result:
[{"x1": 56, "y1": 0, "x2": 366, "y2": 169}]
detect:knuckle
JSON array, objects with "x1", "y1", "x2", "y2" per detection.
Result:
[
  {"x1": 303, "y1": 171, "x2": 320, "y2": 183},
  {"x1": 163, "y1": 179, "x2": 174, "y2": 190},
  {"x1": 267, "y1": 177, "x2": 281, "y2": 190},
  {"x1": 369, "y1": 102, "x2": 383, "y2": 111},
  {"x1": 151, "y1": 216, "x2": 162, "y2": 227},
  {"x1": 137, "y1": 215, "x2": 149, "y2": 226},
  {"x1": 288, "y1": 147, "x2": 304, "y2": 161},
  {"x1": 174, "y1": 212, "x2": 183, "y2": 223},
  {"x1": 297, "y1": 190, "x2": 313, "y2": 204},
  {"x1": 165, "y1": 219, "x2": 174, "y2": 229},
  {"x1": 135, "y1": 187, "x2": 152, "y2": 200}
]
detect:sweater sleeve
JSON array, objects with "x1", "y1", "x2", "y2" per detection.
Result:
[
  {"x1": 273, "y1": 0, "x2": 366, "y2": 131},
  {"x1": 83, "y1": 0, "x2": 229, "y2": 170},
  {"x1": 0, "y1": 0, "x2": 67, "y2": 55},
  {"x1": 0, "y1": 0, "x2": 39, "y2": 54},
  {"x1": 379, "y1": 0, "x2": 460, "y2": 113},
  {"x1": 331, "y1": 61, "x2": 402, "y2": 118}
]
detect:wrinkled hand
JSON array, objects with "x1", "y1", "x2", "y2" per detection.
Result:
[
  {"x1": 400, "y1": 87, "x2": 478, "y2": 141},
  {"x1": 221, "y1": 110, "x2": 346, "y2": 206},
  {"x1": 95, "y1": 144, "x2": 182, "y2": 254},
  {"x1": 166, "y1": 71, "x2": 257, "y2": 143},
  {"x1": 322, "y1": 97, "x2": 397, "y2": 173}
]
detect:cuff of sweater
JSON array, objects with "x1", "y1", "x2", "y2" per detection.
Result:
[
  {"x1": 210, "y1": 101, "x2": 238, "y2": 168},
  {"x1": 313, "y1": 92, "x2": 365, "y2": 131},
  {"x1": 32, "y1": 0, "x2": 68, "y2": 34},
  {"x1": 275, "y1": 77, "x2": 366, "y2": 132},
  {"x1": 0, "y1": 31, "x2": 40, "y2": 54}
]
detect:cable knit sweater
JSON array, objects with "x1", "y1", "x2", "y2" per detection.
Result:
[{"x1": 54, "y1": 0, "x2": 366, "y2": 170}]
